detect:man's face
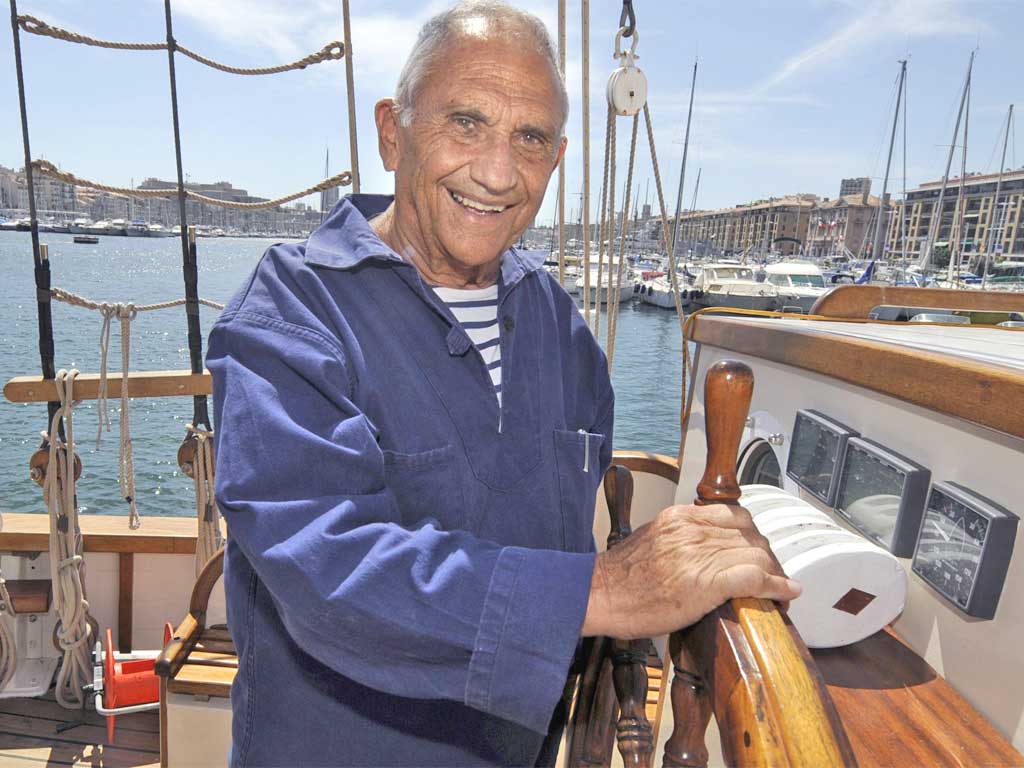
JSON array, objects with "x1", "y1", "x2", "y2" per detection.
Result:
[{"x1": 377, "y1": 35, "x2": 566, "y2": 277}]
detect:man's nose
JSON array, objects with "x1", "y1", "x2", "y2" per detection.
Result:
[{"x1": 468, "y1": 136, "x2": 517, "y2": 196}]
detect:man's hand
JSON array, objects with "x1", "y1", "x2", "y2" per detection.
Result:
[{"x1": 582, "y1": 503, "x2": 802, "y2": 640}]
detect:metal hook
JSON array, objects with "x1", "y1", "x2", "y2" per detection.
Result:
[{"x1": 618, "y1": 0, "x2": 636, "y2": 38}]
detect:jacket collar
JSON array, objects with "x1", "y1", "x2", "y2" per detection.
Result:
[{"x1": 304, "y1": 194, "x2": 545, "y2": 289}]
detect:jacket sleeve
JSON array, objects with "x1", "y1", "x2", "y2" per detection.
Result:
[{"x1": 207, "y1": 310, "x2": 596, "y2": 733}]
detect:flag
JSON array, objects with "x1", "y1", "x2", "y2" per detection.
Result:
[{"x1": 856, "y1": 261, "x2": 876, "y2": 284}]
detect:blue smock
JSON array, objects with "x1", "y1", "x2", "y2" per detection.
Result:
[{"x1": 207, "y1": 194, "x2": 614, "y2": 766}]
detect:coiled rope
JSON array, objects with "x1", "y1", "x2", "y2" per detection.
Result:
[
  {"x1": 17, "y1": 15, "x2": 345, "y2": 76},
  {"x1": 50, "y1": 287, "x2": 224, "y2": 529},
  {"x1": 0, "y1": 512, "x2": 15, "y2": 692},
  {"x1": 42, "y1": 369, "x2": 95, "y2": 710},
  {"x1": 185, "y1": 425, "x2": 223, "y2": 576},
  {"x1": 32, "y1": 160, "x2": 351, "y2": 211}
]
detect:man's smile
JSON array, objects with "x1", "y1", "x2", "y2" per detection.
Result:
[{"x1": 449, "y1": 189, "x2": 513, "y2": 215}]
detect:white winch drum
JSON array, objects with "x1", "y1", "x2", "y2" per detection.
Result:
[
  {"x1": 742, "y1": 496, "x2": 814, "y2": 518},
  {"x1": 784, "y1": 539, "x2": 907, "y2": 649},
  {"x1": 736, "y1": 489, "x2": 908, "y2": 649},
  {"x1": 750, "y1": 506, "x2": 836, "y2": 532},
  {"x1": 757, "y1": 514, "x2": 844, "y2": 544}
]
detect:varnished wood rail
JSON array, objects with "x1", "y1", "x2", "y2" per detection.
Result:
[{"x1": 4, "y1": 369, "x2": 212, "y2": 403}]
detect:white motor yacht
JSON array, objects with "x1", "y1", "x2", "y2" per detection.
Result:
[
  {"x1": 574, "y1": 262, "x2": 634, "y2": 305},
  {"x1": 764, "y1": 262, "x2": 830, "y2": 313},
  {"x1": 689, "y1": 262, "x2": 778, "y2": 311}
]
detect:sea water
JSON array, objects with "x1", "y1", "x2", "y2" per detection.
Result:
[{"x1": 0, "y1": 230, "x2": 684, "y2": 518}]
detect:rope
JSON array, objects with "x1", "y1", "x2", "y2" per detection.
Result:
[
  {"x1": 607, "y1": 114, "x2": 640, "y2": 369},
  {"x1": 642, "y1": 104, "x2": 687, "y2": 340},
  {"x1": 42, "y1": 370, "x2": 94, "y2": 710},
  {"x1": 0, "y1": 507, "x2": 15, "y2": 691},
  {"x1": 594, "y1": 104, "x2": 616, "y2": 340},
  {"x1": 17, "y1": 16, "x2": 344, "y2": 75},
  {"x1": 51, "y1": 287, "x2": 225, "y2": 313},
  {"x1": 31, "y1": 160, "x2": 352, "y2": 210},
  {"x1": 581, "y1": 0, "x2": 592, "y2": 328},
  {"x1": 186, "y1": 425, "x2": 224, "y2": 576},
  {"x1": 50, "y1": 287, "x2": 225, "y2": 529}
]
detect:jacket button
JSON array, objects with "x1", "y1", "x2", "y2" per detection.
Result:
[{"x1": 503, "y1": 316, "x2": 515, "y2": 331}]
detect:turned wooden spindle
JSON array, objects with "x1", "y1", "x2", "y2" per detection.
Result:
[
  {"x1": 664, "y1": 360, "x2": 856, "y2": 768},
  {"x1": 604, "y1": 466, "x2": 654, "y2": 768},
  {"x1": 568, "y1": 466, "x2": 655, "y2": 768}
]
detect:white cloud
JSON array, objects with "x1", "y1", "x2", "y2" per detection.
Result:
[{"x1": 760, "y1": 0, "x2": 987, "y2": 89}]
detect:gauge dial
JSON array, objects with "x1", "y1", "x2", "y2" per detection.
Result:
[{"x1": 912, "y1": 482, "x2": 1018, "y2": 619}]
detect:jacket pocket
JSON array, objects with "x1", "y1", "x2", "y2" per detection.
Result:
[
  {"x1": 382, "y1": 444, "x2": 468, "y2": 532},
  {"x1": 552, "y1": 429, "x2": 605, "y2": 553}
]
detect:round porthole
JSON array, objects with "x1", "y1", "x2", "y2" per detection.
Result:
[{"x1": 738, "y1": 439, "x2": 782, "y2": 488}]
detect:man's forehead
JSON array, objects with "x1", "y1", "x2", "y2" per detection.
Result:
[{"x1": 421, "y1": 41, "x2": 562, "y2": 118}]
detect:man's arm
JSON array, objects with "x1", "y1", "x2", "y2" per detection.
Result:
[{"x1": 207, "y1": 311, "x2": 595, "y2": 734}]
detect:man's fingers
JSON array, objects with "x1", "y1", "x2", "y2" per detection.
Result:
[{"x1": 716, "y1": 564, "x2": 803, "y2": 603}]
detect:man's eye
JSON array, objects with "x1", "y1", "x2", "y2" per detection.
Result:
[{"x1": 452, "y1": 116, "x2": 476, "y2": 132}]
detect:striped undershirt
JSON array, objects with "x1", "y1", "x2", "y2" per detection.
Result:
[{"x1": 432, "y1": 284, "x2": 502, "y2": 406}]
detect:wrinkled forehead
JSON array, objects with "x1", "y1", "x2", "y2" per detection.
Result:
[{"x1": 418, "y1": 36, "x2": 563, "y2": 124}]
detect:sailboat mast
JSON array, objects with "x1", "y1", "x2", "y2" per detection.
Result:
[
  {"x1": 670, "y1": 58, "x2": 698, "y2": 260},
  {"x1": 921, "y1": 51, "x2": 974, "y2": 271},
  {"x1": 949, "y1": 81, "x2": 971, "y2": 283},
  {"x1": 983, "y1": 104, "x2": 1014, "y2": 286},
  {"x1": 871, "y1": 60, "x2": 906, "y2": 262},
  {"x1": 684, "y1": 168, "x2": 702, "y2": 259}
]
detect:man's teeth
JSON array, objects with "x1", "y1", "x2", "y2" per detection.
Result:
[{"x1": 452, "y1": 191, "x2": 508, "y2": 213}]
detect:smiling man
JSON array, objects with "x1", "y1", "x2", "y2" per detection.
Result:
[{"x1": 207, "y1": 2, "x2": 798, "y2": 766}]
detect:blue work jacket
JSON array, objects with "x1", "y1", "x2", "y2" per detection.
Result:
[{"x1": 207, "y1": 194, "x2": 614, "y2": 767}]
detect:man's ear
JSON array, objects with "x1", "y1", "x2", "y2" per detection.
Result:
[
  {"x1": 375, "y1": 98, "x2": 402, "y2": 172},
  {"x1": 552, "y1": 135, "x2": 568, "y2": 171}
]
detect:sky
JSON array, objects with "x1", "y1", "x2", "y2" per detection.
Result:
[{"x1": 2, "y1": 0, "x2": 1022, "y2": 225}]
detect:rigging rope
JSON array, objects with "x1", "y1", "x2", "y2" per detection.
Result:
[
  {"x1": 49, "y1": 287, "x2": 224, "y2": 529},
  {"x1": 607, "y1": 114, "x2": 640, "y2": 369},
  {"x1": 17, "y1": 15, "x2": 345, "y2": 76},
  {"x1": 594, "y1": 104, "x2": 616, "y2": 340},
  {"x1": 184, "y1": 424, "x2": 223, "y2": 576},
  {"x1": 31, "y1": 160, "x2": 352, "y2": 210},
  {"x1": 42, "y1": 370, "x2": 94, "y2": 710},
  {"x1": 0, "y1": 512, "x2": 15, "y2": 691}
]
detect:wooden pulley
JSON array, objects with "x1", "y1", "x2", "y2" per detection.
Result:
[
  {"x1": 607, "y1": 28, "x2": 646, "y2": 116},
  {"x1": 29, "y1": 447, "x2": 82, "y2": 488},
  {"x1": 177, "y1": 434, "x2": 197, "y2": 478}
]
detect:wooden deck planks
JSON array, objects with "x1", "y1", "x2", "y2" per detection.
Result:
[{"x1": 0, "y1": 695, "x2": 159, "y2": 767}]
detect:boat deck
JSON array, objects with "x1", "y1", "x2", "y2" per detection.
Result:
[{"x1": 0, "y1": 692, "x2": 158, "y2": 767}]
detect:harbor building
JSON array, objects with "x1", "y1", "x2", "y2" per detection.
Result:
[
  {"x1": 804, "y1": 192, "x2": 881, "y2": 259},
  {"x1": 885, "y1": 169, "x2": 1024, "y2": 263},
  {"x1": 675, "y1": 196, "x2": 816, "y2": 257}
]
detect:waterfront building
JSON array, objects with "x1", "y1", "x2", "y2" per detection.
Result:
[
  {"x1": 805, "y1": 192, "x2": 881, "y2": 260},
  {"x1": 885, "y1": 169, "x2": 1024, "y2": 264}
]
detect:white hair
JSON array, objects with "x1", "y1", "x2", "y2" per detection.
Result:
[{"x1": 394, "y1": 1, "x2": 568, "y2": 137}]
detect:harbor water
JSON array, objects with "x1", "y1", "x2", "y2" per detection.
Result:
[{"x1": 0, "y1": 230, "x2": 685, "y2": 518}]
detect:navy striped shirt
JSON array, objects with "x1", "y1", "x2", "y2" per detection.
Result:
[{"x1": 433, "y1": 284, "x2": 502, "y2": 405}]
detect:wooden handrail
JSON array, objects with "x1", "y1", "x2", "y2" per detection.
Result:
[
  {"x1": 665, "y1": 360, "x2": 856, "y2": 767},
  {"x1": 810, "y1": 284, "x2": 1024, "y2": 319},
  {"x1": 155, "y1": 546, "x2": 224, "y2": 680},
  {"x1": 4, "y1": 369, "x2": 211, "y2": 403}
]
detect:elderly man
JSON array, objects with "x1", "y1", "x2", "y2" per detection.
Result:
[{"x1": 207, "y1": 2, "x2": 799, "y2": 766}]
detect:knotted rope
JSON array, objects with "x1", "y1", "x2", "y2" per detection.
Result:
[
  {"x1": 17, "y1": 15, "x2": 345, "y2": 76},
  {"x1": 42, "y1": 370, "x2": 94, "y2": 710},
  {"x1": 51, "y1": 287, "x2": 224, "y2": 529},
  {"x1": 185, "y1": 425, "x2": 223, "y2": 576},
  {"x1": 32, "y1": 160, "x2": 351, "y2": 211},
  {"x1": 0, "y1": 513, "x2": 15, "y2": 692}
]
